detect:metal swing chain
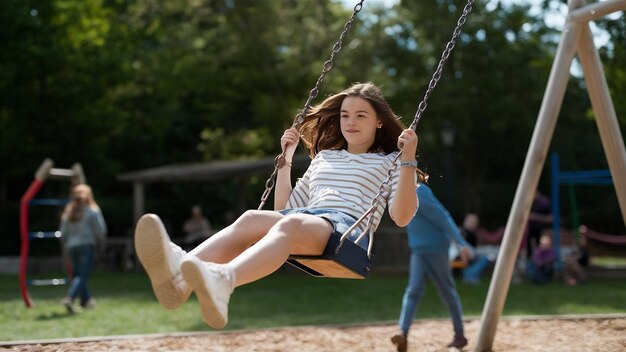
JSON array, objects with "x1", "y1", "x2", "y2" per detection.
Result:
[
  {"x1": 258, "y1": 0, "x2": 365, "y2": 210},
  {"x1": 339, "y1": 0, "x2": 475, "y2": 258}
]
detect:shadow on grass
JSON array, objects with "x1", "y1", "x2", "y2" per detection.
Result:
[{"x1": 36, "y1": 310, "x2": 75, "y2": 321}]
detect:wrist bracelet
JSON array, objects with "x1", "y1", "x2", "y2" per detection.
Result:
[
  {"x1": 276, "y1": 156, "x2": 292, "y2": 169},
  {"x1": 400, "y1": 161, "x2": 418, "y2": 168},
  {"x1": 278, "y1": 161, "x2": 292, "y2": 169}
]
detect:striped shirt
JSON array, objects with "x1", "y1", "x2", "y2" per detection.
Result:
[{"x1": 286, "y1": 149, "x2": 404, "y2": 234}]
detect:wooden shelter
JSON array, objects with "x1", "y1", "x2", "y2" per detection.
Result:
[{"x1": 117, "y1": 155, "x2": 311, "y2": 223}]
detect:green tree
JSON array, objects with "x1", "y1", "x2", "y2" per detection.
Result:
[{"x1": 1, "y1": 0, "x2": 624, "y2": 256}]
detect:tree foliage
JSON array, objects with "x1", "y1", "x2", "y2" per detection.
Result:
[{"x1": 1, "y1": 0, "x2": 624, "y2": 255}]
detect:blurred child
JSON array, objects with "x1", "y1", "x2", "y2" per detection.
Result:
[
  {"x1": 60, "y1": 184, "x2": 107, "y2": 312},
  {"x1": 532, "y1": 233, "x2": 555, "y2": 284},
  {"x1": 564, "y1": 231, "x2": 589, "y2": 286}
]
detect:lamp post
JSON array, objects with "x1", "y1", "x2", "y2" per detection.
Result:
[{"x1": 441, "y1": 119, "x2": 456, "y2": 207}]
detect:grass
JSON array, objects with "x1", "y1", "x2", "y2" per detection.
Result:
[
  {"x1": 1, "y1": 270, "x2": 625, "y2": 342},
  {"x1": 592, "y1": 256, "x2": 626, "y2": 267}
]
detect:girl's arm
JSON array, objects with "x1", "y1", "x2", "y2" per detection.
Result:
[
  {"x1": 59, "y1": 218, "x2": 69, "y2": 246},
  {"x1": 90, "y1": 208, "x2": 108, "y2": 237},
  {"x1": 274, "y1": 128, "x2": 299, "y2": 210},
  {"x1": 389, "y1": 129, "x2": 419, "y2": 227},
  {"x1": 89, "y1": 208, "x2": 108, "y2": 251}
]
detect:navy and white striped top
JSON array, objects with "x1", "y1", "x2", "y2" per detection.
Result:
[{"x1": 286, "y1": 149, "x2": 404, "y2": 233}]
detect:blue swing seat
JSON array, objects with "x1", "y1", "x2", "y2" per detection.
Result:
[{"x1": 287, "y1": 232, "x2": 374, "y2": 279}]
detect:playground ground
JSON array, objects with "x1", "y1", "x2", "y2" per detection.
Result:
[{"x1": 4, "y1": 315, "x2": 625, "y2": 351}]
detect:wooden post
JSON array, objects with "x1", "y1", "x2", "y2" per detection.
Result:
[
  {"x1": 133, "y1": 181, "x2": 145, "y2": 224},
  {"x1": 576, "y1": 24, "x2": 626, "y2": 226},
  {"x1": 474, "y1": 1, "x2": 584, "y2": 350},
  {"x1": 568, "y1": 0, "x2": 626, "y2": 23},
  {"x1": 71, "y1": 163, "x2": 87, "y2": 185},
  {"x1": 34, "y1": 159, "x2": 54, "y2": 181}
]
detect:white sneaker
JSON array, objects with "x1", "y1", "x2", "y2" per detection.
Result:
[
  {"x1": 180, "y1": 256, "x2": 235, "y2": 329},
  {"x1": 135, "y1": 214, "x2": 191, "y2": 309}
]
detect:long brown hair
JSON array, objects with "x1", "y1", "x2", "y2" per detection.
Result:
[
  {"x1": 296, "y1": 82, "x2": 428, "y2": 183},
  {"x1": 62, "y1": 184, "x2": 100, "y2": 222},
  {"x1": 297, "y1": 82, "x2": 405, "y2": 157}
]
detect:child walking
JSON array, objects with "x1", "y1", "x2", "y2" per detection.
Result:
[
  {"x1": 60, "y1": 184, "x2": 107, "y2": 313},
  {"x1": 391, "y1": 183, "x2": 469, "y2": 351},
  {"x1": 135, "y1": 82, "x2": 423, "y2": 328}
]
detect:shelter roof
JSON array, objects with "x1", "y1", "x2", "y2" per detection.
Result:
[{"x1": 117, "y1": 155, "x2": 310, "y2": 183}]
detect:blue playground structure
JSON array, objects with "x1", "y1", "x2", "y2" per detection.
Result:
[{"x1": 550, "y1": 152, "x2": 613, "y2": 272}]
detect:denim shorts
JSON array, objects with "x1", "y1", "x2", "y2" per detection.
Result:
[{"x1": 278, "y1": 207, "x2": 367, "y2": 249}]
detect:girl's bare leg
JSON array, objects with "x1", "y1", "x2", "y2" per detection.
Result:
[
  {"x1": 188, "y1": 211, "x2": 333, "y2": 287},
  {"x1": 188, "y1": 210, "x2": 284, "y2": 264},
  {"x1": 225, "y1": 213, "x2": 333, "y2": 287},
  {"x1": 180, "y1": 213, "x2": 332, "y2": 329}
]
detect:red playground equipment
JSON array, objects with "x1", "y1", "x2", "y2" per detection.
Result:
[{"x1": 20, "y1": 158, "x2": 86, "y2": 308}]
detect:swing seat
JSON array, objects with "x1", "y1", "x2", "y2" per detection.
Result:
[{"x1": 287, "y1": 232, "x2": 374, "y2": 279}]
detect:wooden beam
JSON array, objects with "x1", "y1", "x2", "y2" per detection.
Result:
[
  {"x1": 577, "y1": 24, "x2": 626, "y2": 226},
  {"x1": 34, "y1": 159, "x2": 53, "y2": 182},
  {"x1": 568, "y1": 0, "x2": 626, "y2": 23},
  {"x1": 474, "y1": 1, "x2": 584, "y2": 350},
  {"x1": 71, "y1": 163, "x2": 87, "y2": 185}
]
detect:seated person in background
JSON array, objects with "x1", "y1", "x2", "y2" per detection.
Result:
[
  {"x1": 183, "y1": 205, "x2": 213, "y2": 249},
  {"x1": 532, "y1": 233, "x2": 555, "y2": 284},
  {"x1": 455, "y1": 213, "x2": 497, "y2": 284},
  {"x1": 462, "y1": 212, "x2": 504, "y2": 245},
  {"x1": 564, "y1": 231, "x2": 589, "y2": 286},
  {"x1": 449, "y1": 239, "x2": 495, "y2": 285},
  {"x1": 459, "y1": 213, "x2": 479, "y2": 247},
  {"x1": 527, "y1": 191, "x2": 553, "y2": 260}
]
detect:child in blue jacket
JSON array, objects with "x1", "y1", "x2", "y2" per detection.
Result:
[{"x1": 391, "y1": 183, "x2": 469, "y2": 351}]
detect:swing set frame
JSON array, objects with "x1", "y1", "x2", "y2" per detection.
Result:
[{"x1": 476, "y1": 0, "x2": 626, "y2": 350}]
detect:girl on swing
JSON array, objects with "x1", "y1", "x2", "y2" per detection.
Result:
[{"x1": 135, "y1": 82, "x2": 423, "y2": 329}]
